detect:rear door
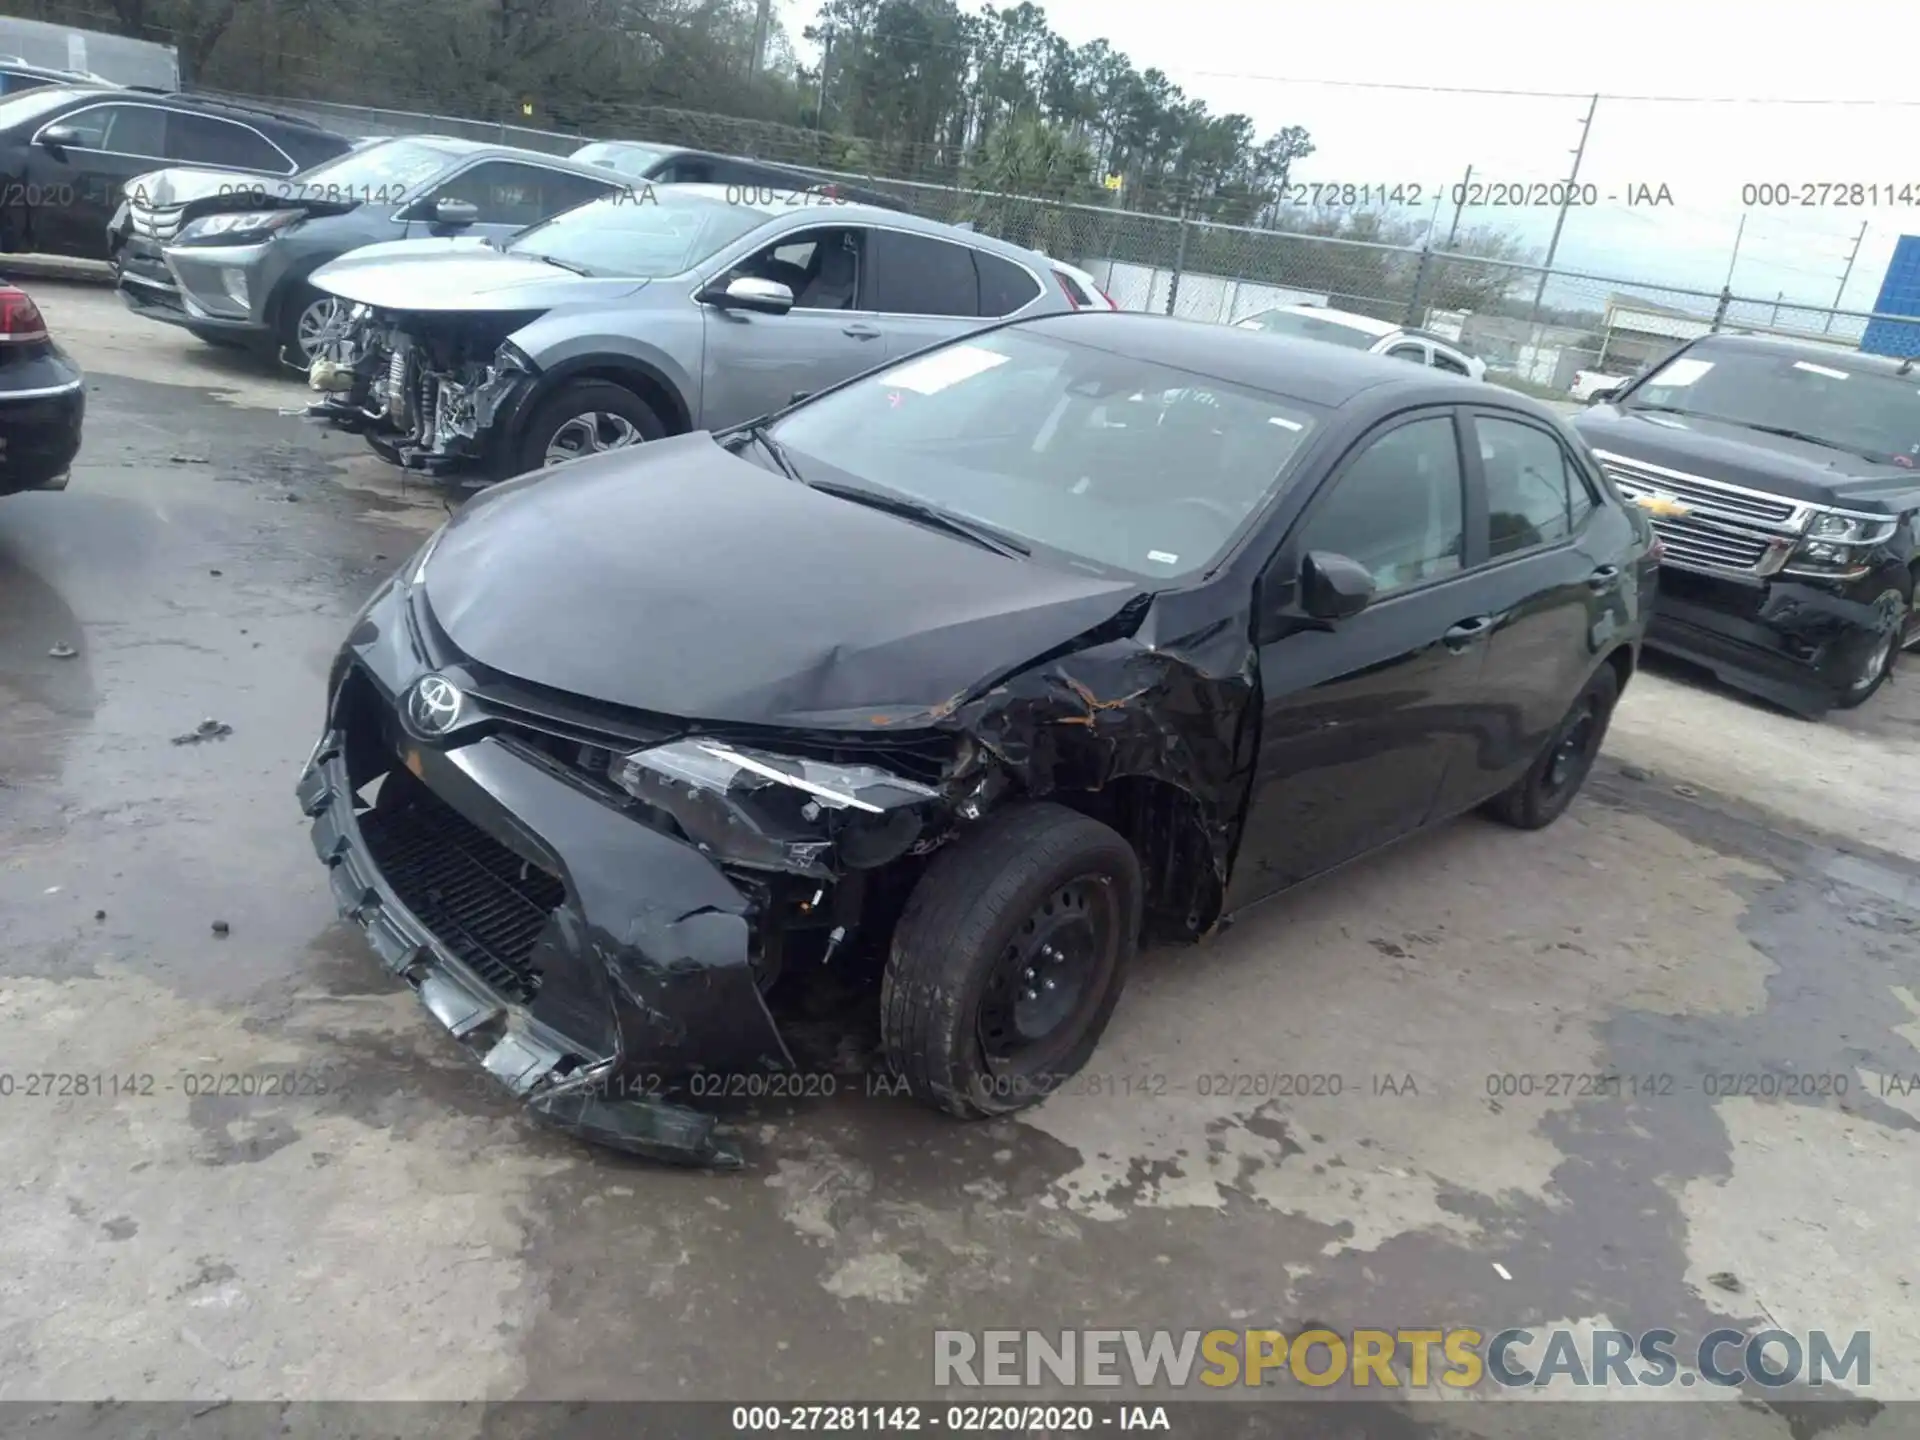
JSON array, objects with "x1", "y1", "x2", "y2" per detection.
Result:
[
  {"x1": 165, "y1": 112, "x2": 294, "y2": 175},
  {"x1": 697, "y1": 224, "x2": 886, "y2": 427},
  {"x1": 26, "y1": 100, "x2": 172, "y2": 258},
  {"x1": 865, "y1": 228, "x2": 983, "y2": 358},
  {"x1": 1228, "y1": 407, "x2": 1507, "y2": 906},
  {"x1": 1438, "y1": 406, "x2": 1620, "y2": 810}
]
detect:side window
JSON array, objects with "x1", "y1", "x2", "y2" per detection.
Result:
[
  {"x1": 869, "y1": 230, "x2": 979, "y2": 317},
  {"x1": 1432, "y1": 347, "x2": 1471, "y2": 376},
  {"x1": 167, "y1": 113, "x2": 285, "y2": 172},
  {"x1": 1384, "y1": 342, "x2": 1427, "y2": 364},
  {"x1": 1477, "y1": 414, "x2": 1585, "y2": 556},
  {"x1": 1297, "y1": 415, "x2": 1466, "y2": 595},
  {"x1": 428, "y1": 162, "x2": 561, "y2": 227},
  {"x1": 665, "y1": 158, "x2": 715, "y2": 185},
  {"x1": 722, "y1": 227, "x2": 864, "y2": 311},
  {"x1": 54, "y1": 104, "x2": 167, "y2": 156},
  {"x1": 536, "y1": 168, "x2": 621, "y2": 214},
  {"x1": 975, "y1": 250, "x2": 1042, "y2": 317}
]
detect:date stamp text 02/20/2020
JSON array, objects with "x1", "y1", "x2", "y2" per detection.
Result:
[{"x1": 1274, "y1": 181, "x2": 1674, "y2": 209}]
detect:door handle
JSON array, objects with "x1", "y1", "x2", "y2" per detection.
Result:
[
  {"x1": 1587, "y1": 564, "x2": 1622, "y2": 592},
  {"x1": 1442, "y1": 615, "x2": 1495, "y2": 652},
  {"x1": 843, "y1": 323, "x2": 881, "y2": 339}
]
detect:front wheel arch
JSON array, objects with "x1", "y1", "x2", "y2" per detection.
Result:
[{"x1": 519, "y1": 355, "x2": 692, "y2": 437}]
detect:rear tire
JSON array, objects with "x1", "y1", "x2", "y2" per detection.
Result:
[
  {"x1": 881, "y1": 803, "x2": 1141, "y2": 1120},
  {"x1": 513, "y1": 379, "x2": 666, "y2": 478},
  {"x1": 1484, "y1": 664, "x2": 1620, "y2": 830}
]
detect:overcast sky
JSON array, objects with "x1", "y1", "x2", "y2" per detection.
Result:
[{"x1": 777, "y1": 0, "x2": 1920, "y2": 315}]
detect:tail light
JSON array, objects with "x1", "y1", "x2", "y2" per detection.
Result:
[
  {"x1": 1095, "y1": 287, "x2": 1118, "y2": 309},
  {"x1": 0, "y1": 285, "x2": 49, "y2": 343}
]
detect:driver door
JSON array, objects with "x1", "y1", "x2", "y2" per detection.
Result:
[
  {"x1": 1227, "y1": 407, "x2": 1503, "y2": 908},
  {"x1": 27, "y1": 101, "x2": 171, "y2": 260},
  {"x1": 697, "y1": 226, "x2": 885, "y2": 429}
]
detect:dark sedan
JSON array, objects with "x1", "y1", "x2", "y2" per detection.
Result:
[
  {"x1": 298, "y1": 310, "x2": 1656, "y2": 1166},
  {"x1": 0, "y1": 280, "x2": 82, "y2": 495}
]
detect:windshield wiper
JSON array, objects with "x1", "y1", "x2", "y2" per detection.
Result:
[
  {"x1": 805, "y1": 478, "x2": 1031, "y2": 558},
  {"x1": 1723, "y1": 422, "x2": 1875, "y2": 458},
  {"x1": 528, "y1": 253, "x2": 588, "y2": 275},
  {"x1": 745, "y1": 421, "x2": 801, "y2": 481}
]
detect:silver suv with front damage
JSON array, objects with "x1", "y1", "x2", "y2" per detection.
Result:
[{"x1": 300, "y1": 184, "x2": 1083, "y2": 485}]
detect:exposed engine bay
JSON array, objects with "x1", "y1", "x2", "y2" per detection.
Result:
[{"x1": 307, "y1": 307, "x2": 538, "y2": 474}]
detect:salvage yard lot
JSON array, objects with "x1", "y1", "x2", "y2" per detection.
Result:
[{"x1": 2, "y1": 280, "x2": 1918, "y2": 1430}]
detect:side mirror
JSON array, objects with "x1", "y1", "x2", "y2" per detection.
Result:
[
  {"x1": 36, "y1": 125, "x2": 81, "y2": 156},
  {"x1": 1300, "y1": 550, "x2": 1376, "y2": 622},
  {"x1": 1586, "y1": 387, "x2": 1621, "y2": 406},
  {"x1": 432, "y1": 197, "x2": 479, "y2": 228},
  {"x1": 700, "y1": 276, "x2": 794, "y2": 315}
]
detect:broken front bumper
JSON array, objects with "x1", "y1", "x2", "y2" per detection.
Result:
[
  {"x1": 1648, "y1": 570, "x2": 1904, "y2": 716},
  {"x1": 295, "y1": 587, "x2": 794, "y2": 1166}
]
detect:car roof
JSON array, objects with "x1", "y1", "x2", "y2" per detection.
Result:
[
  {"x1": 1267, "y1": 303, "x2": 1402, "y2": 338},
  {"x1": 647, "y1": 183, "x2": 1047, "y2": 259},
  {"x1": 1012, "y1": 311, "x2": 1536, "y2": 413},
  {"x1": 364, "y1": 133, "x2": 616, "y2": 172},
  {"x1": 1687, "y1": 331, "x2": 1915, "y2": 376},
  {"x1": 42, "y1": 84, "x2": 345, "y2": 135}
]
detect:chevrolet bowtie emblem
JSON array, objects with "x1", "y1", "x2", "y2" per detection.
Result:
[{"x1": 1634, "y1": 493, "x2": 1692, "y2": 519}]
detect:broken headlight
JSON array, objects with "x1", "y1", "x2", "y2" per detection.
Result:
[
  {"x1": 608, "y1": 739, "x2": 943, "y2": 878},
  {"x1": 1784, "y1": 509, "x2": 1898, "y2": 580}
]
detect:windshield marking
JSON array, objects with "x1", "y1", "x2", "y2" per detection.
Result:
[
  {"x1": 883, "y1": 345, "x2": 1010, "y2": 395},
  {"x1": 1651, "y1": 357, "x2": 1713, "y2": 387},
  {"x1": 1793, "y1": 360, "x2": 1851, "y2": 380}
]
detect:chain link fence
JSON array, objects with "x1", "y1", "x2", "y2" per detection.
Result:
[{"x1": 203, "y1": 91, "x2": 1920, "y2": 400}]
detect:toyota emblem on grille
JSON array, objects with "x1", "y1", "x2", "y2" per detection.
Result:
[{"x1": 407, "y1": 675, "x2": 464, "y2": 736}]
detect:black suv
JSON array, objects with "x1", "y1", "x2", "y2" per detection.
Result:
[
  {"x1": 0, "y1": 84, "x2": 351, "y2": 260},
  {"x1": 570, "y1": 140, "x2": 908, "y2": 211},
  {"x1": 1573, "y1": 333, "x2": 1920, "y2": 715}
]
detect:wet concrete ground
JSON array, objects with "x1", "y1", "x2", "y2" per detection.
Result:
[{"x1": 2, "y1": 282, "x2": 1918, "y2": 1434}]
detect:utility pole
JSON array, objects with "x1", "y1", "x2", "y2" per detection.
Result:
[
  {"x1": 813, "y1": 27, "x2": 834, "y2": 130},
  {"x1": 1723, "y1": 214, "x2": 1746, "y2": 291},
  {"x1": 1826, "y1": 220, "x2": 1868, "y2": 333},
  {"x1": 747, "y1": 0, "x2": 771, "y2": 78},
  {"x1": 1444, "y1": 162, "x2": 1473, "y2": 249},
  {"x1": 1523, "y1": 93, "x2": 1599, "y2": 343}
]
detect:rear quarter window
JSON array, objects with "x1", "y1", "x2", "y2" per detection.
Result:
[{"x1": 976, "y1": 251, "x2": 1041, "y2": 317}]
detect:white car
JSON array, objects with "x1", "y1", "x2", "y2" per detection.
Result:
[
  {"x1": 1570, "y1": 369, "x2": 1631, "y2": 402},
  {"x1": 1036, "y1": 255, "x2": 1119, "y2": 311},
  {"x1": 1233, "y1": 303, "x2": 1487, "y2": 380}
]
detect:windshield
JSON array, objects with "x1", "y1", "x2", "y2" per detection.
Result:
[
  {"x1": 509, "y1": 190, "x2": 769, "y2": 277},
  {"x1": 1626, "y1": 346, "x2": 1920, "y2": 466},
  {"x1": 0, "y1": 85, "x2": 85, "y2": 129},
  {"x1": 1235, "y1": 309, "x2": 1380, "y2": 350},
  {"x1": 291, "y1": 139, "x2": 456, "y2": 199},
  {"x1": 769, "y1": 329, "x2": 1323, "y2": 579},
  {"x1": 572, "y1": 141, "x2": 669, "y2": 178}
]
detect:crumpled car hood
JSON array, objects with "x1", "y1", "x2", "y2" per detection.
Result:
[
  {"x1": 311, "y1": 241, "x2": 647, "y2": 312},
  {"x1": 422, "y1": 433, "x2": 1144, "y2": 728}
]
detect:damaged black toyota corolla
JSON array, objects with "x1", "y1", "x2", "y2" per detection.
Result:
[{"x1": 298, "y1": 310, "x2": 1656, "y2": 1166}]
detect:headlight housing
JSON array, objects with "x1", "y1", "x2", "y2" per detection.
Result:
[
  {"x1": 609, "y1": 738, "x2": 943, "y2": 878},
  {"x1": 1784, "y1": 509, "x2": 1898, "y2": 579},
  {"x1": 176, "y1": 210, "x2": 300, "y2": 244}
]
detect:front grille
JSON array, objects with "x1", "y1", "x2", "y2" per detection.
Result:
[
  {"x1": 129, "y1": 204, "x2": 183, "y2": 242},
  {"x1": 1644, "y1": 514, "x2": 1776, "y2": 577},
  {"x1": 1597, "y1": 454, "x2": 1800, "y2": 527},
  {"x1": 357, "y1": 779, "x2": 563, "y2": 1004}
]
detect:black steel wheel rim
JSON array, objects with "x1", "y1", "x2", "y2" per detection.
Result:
[
  {"x1": 977, "y1": 876, "x2": 1120, "y2": 1079},
  {"x1": 1543, "y1": 696, "x2": 1600, "y2": 798}
]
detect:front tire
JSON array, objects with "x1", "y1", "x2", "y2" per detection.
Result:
[
  {"x1": 1484, "y1": 664, "x2": 1620, "y2": 830},
  {"x1": 514, "y1": 379, "x2": 666, "y2": 478},
  {"x1": 1830, "y1": 578, "x2": 1911, "y2": 710},
  {"x1": 277, "y1": 282, "x2": 352, "y2": 368},
  {"x1": 881, "y1": 803, "x2": 1141, "y2": 1120}
]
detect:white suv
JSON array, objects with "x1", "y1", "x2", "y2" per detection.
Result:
[{"x1": 1234, "y1": 303, "x2": 1487, "y2": 380}]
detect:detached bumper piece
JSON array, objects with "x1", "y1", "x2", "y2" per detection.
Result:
[{"x1": 297, "y1": 730, "x2": 747, "y2": 1167}]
